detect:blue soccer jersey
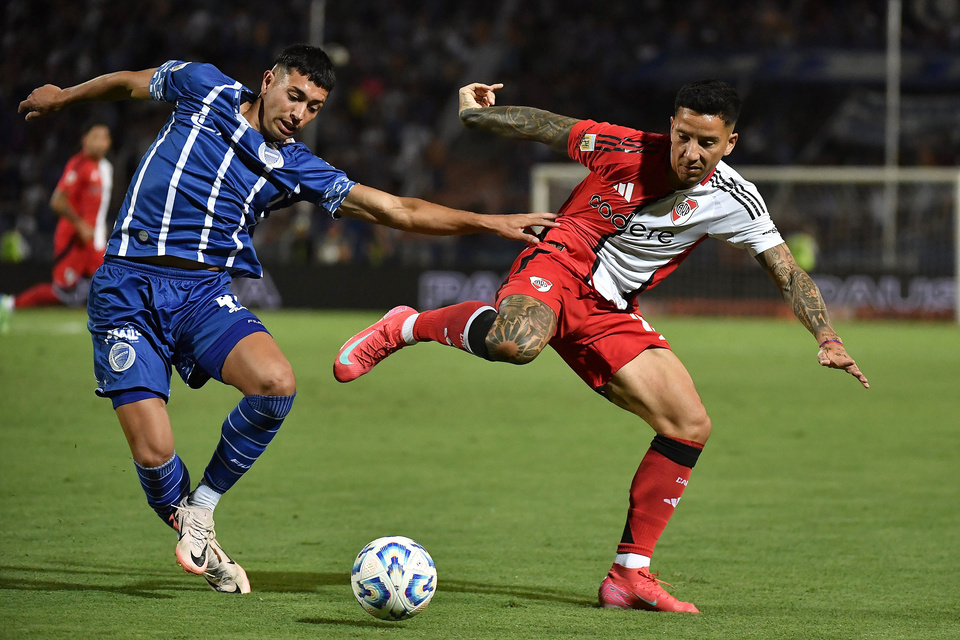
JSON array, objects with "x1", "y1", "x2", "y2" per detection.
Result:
[{"x1": 107, "y1": 60, "x2": 356, "y2": 278}]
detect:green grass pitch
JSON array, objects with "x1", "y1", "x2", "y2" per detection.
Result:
[{"x1": 1, "y1": 308, "x2": 958, "y2": 639}]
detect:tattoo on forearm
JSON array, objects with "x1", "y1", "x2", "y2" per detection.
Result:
[
  {"x1": 791, "y1": 270, "x2": 831, "y2": 335},
  {"x1": 461, "y1": 106, "x2": 577, "y2": 153},
  {"x1": 761, "y1": 245, "x2": 834, "y2": 338},
  {"x1": 486, "y1": 295, "x2": 557, "y2": 364}
]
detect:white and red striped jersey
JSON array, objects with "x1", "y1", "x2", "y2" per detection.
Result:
[
  {"x1": 54, "y1": 151, "x2": 113, "y2": 251},
  {"x1": 542, "y1": 119, "x2": 784, "y2": 309}
]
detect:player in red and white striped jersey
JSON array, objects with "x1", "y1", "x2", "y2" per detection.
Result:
[{"x1": 334, "y1": 79, "x2": 869, "y2": 612}]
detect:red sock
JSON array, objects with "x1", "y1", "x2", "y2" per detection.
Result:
[
  {"x1": 618, "y1": 436, "x2": 704, "y2": 557},
  {"x1": 15, "y1": 283, "x2": 61, "y2": 308},
  {"x1": 412, "y1": 301, "x2": 495, "y2": 352}
]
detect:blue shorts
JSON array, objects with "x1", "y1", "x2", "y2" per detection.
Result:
[{"x1": 88, "y1": 257, "x2": 269, "y2": 404}]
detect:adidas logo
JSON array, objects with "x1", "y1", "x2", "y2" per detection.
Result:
[
  {"x1": 663, "y1": 497, "x2": 681, "y2": 508},
  {"x1": 615, "y1": 182, "x2": 635, "y2": 202}
]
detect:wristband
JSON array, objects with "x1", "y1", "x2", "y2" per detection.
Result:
[{"x1": 818, "y1": 339, "x2": 843, "y2": 349}]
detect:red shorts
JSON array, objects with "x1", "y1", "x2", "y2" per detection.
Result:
[
  {"x1": 53, "y1": 237, "x2": 104, "y2": 290},
  {"x1": 496, "y1": 244, "x2": 670, "y2": 390}
]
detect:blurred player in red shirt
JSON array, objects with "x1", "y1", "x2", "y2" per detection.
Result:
[{"x1": 2, "y1": 121, "x2": 112, "y2": 318}]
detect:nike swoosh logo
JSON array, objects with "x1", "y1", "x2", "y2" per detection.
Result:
[
  {"x1": 632, "y1": 592, "x2": 657, "y2": 607},
  {"x1": 179, "y1": 531, "x2": 208, "y2": 568},
  {"x1": 339, "y1": 332, "x2": 374, "y2": 365}
]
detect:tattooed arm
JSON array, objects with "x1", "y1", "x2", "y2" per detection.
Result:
[
  {"x1": 458, "y1": 82, "x2": 580, "y2": 154},
  {"x1": 757, "y1": 243, "x2": 869, "y2": 388}
]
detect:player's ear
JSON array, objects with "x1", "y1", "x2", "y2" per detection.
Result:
[
  {"x1": 724, "y1": 131, "x2": 738, "y2": 156},
  {"x1": 261, "y1": 69, "x2": 276, "y2": 93}
]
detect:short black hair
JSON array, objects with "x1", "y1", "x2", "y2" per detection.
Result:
[
  {"x1": 80, "y1": 119, "x2": 110, "y2": 136},
  {"x1": 674, "y1": 79, "x2": 741, "y2": 127},
  {"x1": 273, "y1": 44, "x2": 336, "y2": 92}
]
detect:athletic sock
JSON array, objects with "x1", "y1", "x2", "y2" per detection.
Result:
[
  {"x1": 15, "y1": 283, "x2": 60, "y2": 308},
  {"x1": 412, "y1": 301, "x2": 497, "y2": 357},
  {"x1": 202, "y1": 394, "x2": 295, "y2": 494},
  {"x1": 134, "y1": 452, "x2": 191, "y2": 527},
  {"x1": 617, "y1": 435, "x2": 704, "y2": 558},
  {"x1": 189, "y1": 481, "x2": 222, "y2": 511},
  {"x1": 614, "y1": 553, "x2": 651, "y2": 569}
]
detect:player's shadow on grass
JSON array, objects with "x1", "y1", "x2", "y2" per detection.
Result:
[
  {"x1": 252, "y1": 570, "x2": 592, "y2": 607},
  {"x1": 291, "y1": 574, "x2": 592, "y2": 629},
  {"x1": 250, "y1": 570, "x2": 347, "y2": 592},
  {"x1": 442, "y1": 578, "x2": 593, "y2": 607},
  {"x1": 0, "y1": 563, "x2": 190, "y2": 599},
  {"x1": 2, "y1": 565, "x2": 592, "y2": 607},
  {"x1": 298, "y1": 616, "x2": 393, "y2": 628}
]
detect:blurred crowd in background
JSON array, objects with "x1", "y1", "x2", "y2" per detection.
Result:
[{"x1": 1, "y1": 0, "x2": 958, "y2": 270}]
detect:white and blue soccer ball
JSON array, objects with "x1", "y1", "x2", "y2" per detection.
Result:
[{"x1": 351, "y1": 536, "x2": 437, "y2": 621}]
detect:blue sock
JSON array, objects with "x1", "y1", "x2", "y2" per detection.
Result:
[
  {"x1": 134, "y1": 453, "x2": 191, "y2": 528},
  {"x1": 203, "y1": 394, "x2": 295, "y2": 494}
]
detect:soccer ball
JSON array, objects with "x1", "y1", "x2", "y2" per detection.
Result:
[{"x1": 351, "y1": 536, "x2": 437, "y2": 621}]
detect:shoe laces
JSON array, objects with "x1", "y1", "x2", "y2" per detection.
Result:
[
  {"x1": 176, "y1": 505, "x2": 215, "y2": 544},
  {"x1": 357, "y1": 326, "x2": 398, "y2": 364},
  {"x1": 638, "y1": 568, "x2": 674, "y2": 590}
]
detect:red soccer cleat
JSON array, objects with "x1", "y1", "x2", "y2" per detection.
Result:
[
  {"x1": 334, "y1": 306, "x2": 418, "y2": 383},
  {"x1": 598, "y1": 564, "x2": 700, "y2": 613}
]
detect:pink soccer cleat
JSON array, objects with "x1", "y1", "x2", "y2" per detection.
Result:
[
  {"x1": 334, "y1": 306, "x2": 418, "y2": 383},
  {"x1": 598, "y1": 564, "x2": 699, "y2": 613}
]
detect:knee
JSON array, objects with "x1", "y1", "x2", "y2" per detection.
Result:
[
  {"x1": 651, "y1": 405, "x2": 712, "y2": 444},
  {"x1": 250, "y1": 362, "x2": 297, "y2": 397},
  {"x1": 684, "y1": 410, "x2": 712, "y2": 444},
  {"x1": 134, "y1": 446, "x2": 176, "y2": 469},
  {"x1": 483, "y1": 296, "x2": 555, "y2": 365},
  {"x1": 487, "y1": 340, "x2": 544, "y2": 365}
]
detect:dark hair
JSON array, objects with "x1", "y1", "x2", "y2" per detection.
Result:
[
  {"x1": 273, "y1": 44, "x2": 336, "y2": 91},
  {"x1": 80, "y1": 119, "x2": 110, "y2": 136},
  {"x1": 674, "y1": 79, "x2": 741, "y2": 127}
]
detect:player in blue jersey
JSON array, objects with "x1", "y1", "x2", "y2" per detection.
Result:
[{"x1": 19, "y1": 44, "x2": 557, "y2": 594}]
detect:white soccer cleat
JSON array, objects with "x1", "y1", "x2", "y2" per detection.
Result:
[
  {"x1": 171, "y1": 499, "x2": 214, "y2": 575},
  {"x1": 204, "y1": 537, "x2": 251, "y2": 594}
]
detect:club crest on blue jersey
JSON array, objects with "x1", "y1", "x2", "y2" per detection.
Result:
[
  {"x1": 108, "y1": 342, "x2": 137, "y2": 372},
  {"x1": 258, "y1": 143, "x2": 284, "y2": 169}
]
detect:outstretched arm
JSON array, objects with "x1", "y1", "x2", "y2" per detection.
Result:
[
  {"x1": 337, "y1": 184, "x2": 559, "y2": 244},
  {"x1": 19, "y1": 69, "x2": 156, "y2": 121},
  {"x1": 757, "y1": 242, "x2": 869, "y2": 388},
  {"x1": 458, "y1": 82, "x2": 580, "y2": 155}
]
